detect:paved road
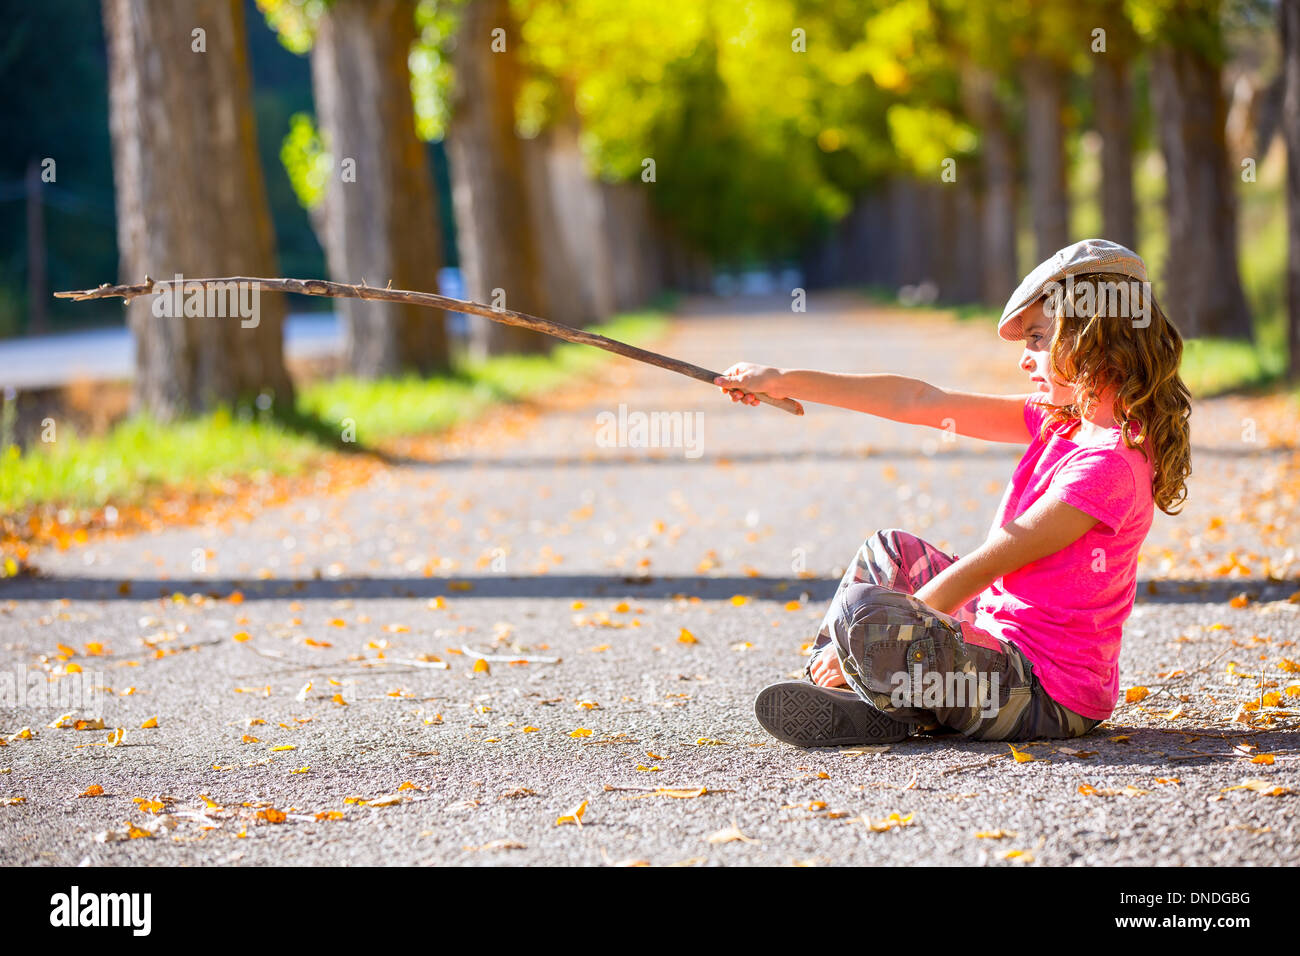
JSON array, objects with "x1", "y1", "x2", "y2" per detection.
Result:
[
  {"x1": 1, "y1": 292, "x2": 1296, "y2": 866},
  {"x1": 0, "y1": 314, "x2": 343, "y2": 390}
]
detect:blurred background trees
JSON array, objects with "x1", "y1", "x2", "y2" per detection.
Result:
[
  {"x1": 2, "y1": 0, "x2": 1296, "y2": 417},
  {"x1": 272, "y1": 0, "x2": 452, "y2": 377}
]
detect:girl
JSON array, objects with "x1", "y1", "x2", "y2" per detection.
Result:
[{"x1": 713, "y1": 239, "x2": 1192, "y2": 747}]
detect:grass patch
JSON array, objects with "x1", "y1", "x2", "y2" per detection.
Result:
[
  {"x1": 1177, "y1": 336, "x2": 1289, "y2": 398},
  {"x1": 859, "y1": 283, "x2": 996, "y2": 325},
  {"x1": 0, "y1": 408, "x2": 323, "y2": 512},
  {"x1": 298, "y1": 311, "x2": 668, "y2": 442},
  {"x1": 1, "y1": 309, "x2": 670, "y2": 513}
]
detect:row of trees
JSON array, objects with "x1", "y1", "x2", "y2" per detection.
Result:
[
  {"x1": 798, "y1": 0, "x2": 1270, "y2": 345},
  {"x1": 104, "y1": 0, "x2": 671, "y2": 418},
  {"x1": 100, "y1": 0, "x2": 1298, "y2": 420}
]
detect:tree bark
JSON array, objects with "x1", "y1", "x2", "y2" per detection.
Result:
[
  {"x1": 658, "y1": 221, "x2": 711, "y2": 294},
  {"x1": 1150, "y1": 28, "x2": 1254, "y2": 340},
  {"x1": 310, "y1": 0, "x2": 448, "y2": 378},
  {"x1": 891, "y1": 178, "x2": 944, "y2": 287},
  {"x1": 1021, "y1": 54, "x2": 1071, "y2": 263},
  {"x1": 862, "y1": 189, "x2": 895, "y2": 289},
  {"x1": 601, "y1": 181, "x2": 658, "y2": 311},
  {"x1": 962, "y1": 65, "x2": 1019, "y2": 306},
  {"x1": 521, "y1": 127, "x2": 599, "y2": 328},
  {"x1": 102, "y1": 0, "x2": 293, "y2": 421},
  {"x1": 446, "y1": 0, "x2": 551, "y2": 358},
  {"x1": 526, "y1": 99, "x2": 617, "y2": 326},
  {"x1": 1284, "y1": 0, "x2": 1300, "y2": 379},
  {"x1": 839, "y1": 195, "x2": 874, "y2": 290},
  {"x1": 812, "y1": 193, "x2": 875, "y2": 291},
  {"x1": 1092, "y1": 1, "x2": 1138, "y2": 251},
  {"x1": 938, "y1": 176, "x2": 983, "y2": 303}
]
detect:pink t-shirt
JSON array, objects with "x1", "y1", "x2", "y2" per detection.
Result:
[{"x1": 972, "y1": 395, "x2": 1155, "y2": 720}]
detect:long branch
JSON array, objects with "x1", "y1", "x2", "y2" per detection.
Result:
[{"x1": 54, "y1": 276, "x2": 804, "y2": 416}]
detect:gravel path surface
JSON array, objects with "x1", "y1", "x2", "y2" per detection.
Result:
[{"x1": 2, "y1": 292, "x2": 1296, "y2": 866}]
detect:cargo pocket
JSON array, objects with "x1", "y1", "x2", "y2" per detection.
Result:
[{"x1": 860, "y1": 634, "x2": 936, "y2": 697}]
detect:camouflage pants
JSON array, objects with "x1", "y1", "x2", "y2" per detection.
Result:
[{"x1": 807, "y1": 529, "x2": 1102, "y2": 741}]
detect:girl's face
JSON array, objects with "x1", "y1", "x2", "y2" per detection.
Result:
[{"x1": 1017, "y1": 300, "x2": 1076, "y2": 405}]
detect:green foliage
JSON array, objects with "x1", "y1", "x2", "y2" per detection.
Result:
[
  {"x1": 255, "y1": 0, "x2": 327, "y2": 54},
  {"x1": 885, "y1": 104, "x2": 977, "y2": 176},
  {"x1": 412, "y1": 0, "x2": 464, "y2": 142},
  {"x1": 263, "y1": 0, "x2": 447, "y2": 219},
  {"x1": 280, "y1": 112, "x2": 331, "y2": 211},
  {"x1": 513, "y1": 0, "x2": 977, "y2": 262},
  {"x1": 257, "y1": 0, "x2": 1280, "y2": 280}
]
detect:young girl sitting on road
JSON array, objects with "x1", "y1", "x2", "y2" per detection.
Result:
[{"x1": 713, "y1": 239, "x2": 1192, "y2": 746}]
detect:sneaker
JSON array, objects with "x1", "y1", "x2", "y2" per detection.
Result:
[{"x1": 754, "y1": 680, "x2": 916, "y2": 747}]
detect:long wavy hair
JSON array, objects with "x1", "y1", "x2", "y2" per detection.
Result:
[{"x1": 1031, "y1": 272, "x2": 1192, "y2": 515}]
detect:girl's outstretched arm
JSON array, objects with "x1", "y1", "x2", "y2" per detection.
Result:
[
  {"x1": 715, "y1": 364, "x2": 1037, "y2": 443},
  {"x1": 914, "y1": 495, "x2": 1100, "y2": 616}
]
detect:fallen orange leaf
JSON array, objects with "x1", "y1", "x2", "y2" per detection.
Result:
[{"x1": 555, "y1": 800, "x2": 588, "y2": 826}]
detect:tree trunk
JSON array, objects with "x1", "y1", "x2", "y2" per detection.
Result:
[
  {"x1": 1021, "y1": 55, "x2": 1071, "y2": 263},
  {"x1": 102, "y1": 0, "x2": 293, "y2": 420},
  {"x1": 891, "y1": 178, "x2": 944, "y2": 288},
  {"x1": 1150, "y1": 34, "x2": 1253, "y2": 340},
  {"x1": 446, "y1": 0, "x2": 551, "y2": 358},
  {"x1": 962, "y1": 65, "x2": 1019, "y2": 306},
  {"x1": 1284, "y1": 0, "x2": 1300, "y2": 379},
  {"x1": 1092, "y1": 3, "x2": 1138, "y2": 251},
  {"x1": 520, "y1": 127, "x2": 598, "y2": 328},
  {"x1": 939, "y1": 177, "x2": 983, "y2": 303},
  {"x1": 529, "y1": 101, "x2": 617, "y2": 326},
  {"x1": 658, "y1": 221, "x2": 711, "y2": 294},
  {"x1": 810, "y1": 193, "x2": 875, "y2": 290},
  {"x1": 862, "y1": 189, "x2": 895, "y2": 288},
  {"x1": 890, "y1": 179, "x2": 920, "y2": 286},
  {"x1": 602, "y1": 181, "x2": 658, "y2": 311},
  {"x1": 634, "y1": 191, "x2": 664, "y2": 305},
  {"x1": 311, "y1": 0, "x2": 449, "y2": 378}
]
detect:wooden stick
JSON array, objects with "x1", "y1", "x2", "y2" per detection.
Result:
[{"x1": 55, "y1": 275, "x2": 805, "y2": 416}]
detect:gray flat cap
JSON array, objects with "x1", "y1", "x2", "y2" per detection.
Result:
[{"x1": 998, "y1": 238, "x2": 1149, "y2": 342}]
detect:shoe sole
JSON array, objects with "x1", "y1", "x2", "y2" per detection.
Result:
[{"x1": 754, "y1": 680, "x2": 915, "y2": 747}]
